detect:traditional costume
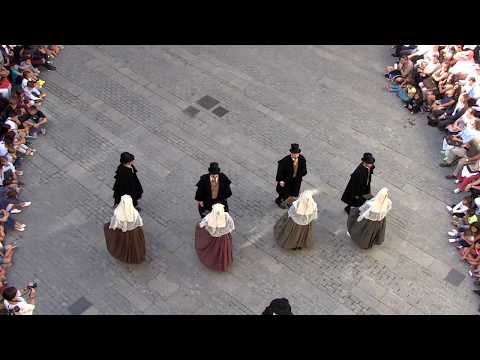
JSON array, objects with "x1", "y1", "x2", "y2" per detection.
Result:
[
  {"x1": 112, "y1": 152, "x2": 143, "y2": 207},
  {"x1": 195, "y1": 162, "x2": 232, "y2": 218},
  {"x1": 104, "y1": 195, "x2": 145, "y2": 264},
  {"x1": 347, "y1": 187, "x2": 391, "y2": 250},
  {"x1": 195, "y1": 203, "x2": 234, "y2": 272},
  {"x1": 275, "y1": 143, "x2": 307, "y2": 209},
  {"x1": 274, "y1": 189, "x2": 318, "y2": 250},
  {"x1": 341, "y1": 152, "x2": 375, "y2": 214}
]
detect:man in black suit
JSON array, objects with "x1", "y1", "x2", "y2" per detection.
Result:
[
  {"x1": 341, "y1": 153, "x2": 375, "y2": 214},
  {"x1": 195, "y1": 162, "x2": 232, "y2": 218},
  {"x1": 275, "y1": 144, "x2": 307, "y2": 209}
]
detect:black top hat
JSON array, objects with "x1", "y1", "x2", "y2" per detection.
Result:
[
  {"x1": 290, "y1": 143, "x2": 301, "y2": 154},
  {"x1": 262, "y1": 298, "x2": 293, "y2": 315},
  {"x1": 361, "y1": 152, "x2": 375, "y2": 164},
  {"x1": 208, "y1": 162, "x2": 221, "y2": 174}
]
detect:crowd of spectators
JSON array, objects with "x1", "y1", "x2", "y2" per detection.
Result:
[
  {"x1": 0, "y1": 45, "x2": 63, "y2": 315},
  {"x1": 386, "y1": 45, "x2": 480, "y2": 311}
]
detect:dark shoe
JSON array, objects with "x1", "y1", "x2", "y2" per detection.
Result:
[
  {"x1": 275, "y1": 198, "x2": 286, "y2": 209},
  {"x1": 473, "y1": 289, "x2": 480, "y2": 295},
  {"x1": 445, "y1": 175, "x2": 457, "y2": 180},
  {"x1": 42, "y1": 63, "x2": 56, "y2": 71},
  {"x1": 344, "y1": 206, "x2": 350, "y2": 214},
  {"x1": 439, "y1": 162, "x2": 452, "y2": 167}
]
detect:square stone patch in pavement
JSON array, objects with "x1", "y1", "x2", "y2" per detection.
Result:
[
  {"x1": 183, "y1": 105, "x2": 200, "y2": 117},
  {"x1": 196, "y1": 95, "x2": 220, "y2": 110},
  {"x1": 68, "y1": 296, "x2": 93, "y2": 315},
  {"x1": 444, "y1": 268, "x2": 466, "y2": 287},
  {"x1": 212, "y1": 106, "x2": 229, "y2": 117}
]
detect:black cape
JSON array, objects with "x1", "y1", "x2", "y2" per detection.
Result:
[
  {"x1": 275, "y1": 155, "x2": 307, "y2": 198},
  {"x1": 112, "y1": 164, "x2": 143, "y2": 205},
  {"x1": 341, "y1": 164, "x2": 373, "y2": 207},
  {"x1": 195, "y1": 173, "x2": 232, "y2": 216}
]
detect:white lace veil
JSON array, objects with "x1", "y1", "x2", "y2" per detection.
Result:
[
  {"x1": 199, "y1": 203, "x2": 235, "y2": 237},
  {"x1": 357, "y1": 187, "x2": 392, "y2": 222},
  {"x1": 109, "y1": 195, "x2": 144, "y2": 232},
  {"x1": 288, "y1": 189, "x2": 319, "y2": 226}
]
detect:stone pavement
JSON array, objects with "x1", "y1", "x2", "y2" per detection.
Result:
[{"x1": 6, "y1": 45, "x2": 479, "y2": 314}]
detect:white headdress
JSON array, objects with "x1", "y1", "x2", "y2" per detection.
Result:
[
  {"x1": 109, "y1": 195, "x2": 143, "y2": 232},
  {"x1": 199, "y1": 203, "x2": 235, "y2": 237},
  {"x1": 357, "y1": 187, "x2": 392, "y2": 222},
  {"x1": 288, "y1": 189, "x2": 319, "y2": 226}
]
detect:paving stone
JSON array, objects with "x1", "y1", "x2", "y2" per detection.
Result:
[
  {"x1": 196, "y1": 95, "x2": 220, "y2": 110},
  {"x1": 212, "y1": 106, "x2": 229, "y2": 117},
  {"x1": 183, "y1": 105, "x2": 200, "y2": 117},
  {"x1": 68, "y1": 296, "x2": 93, "y2": 315},
  {"x1": 444, "y1": 268, "x2": 466, "y2": 287}
]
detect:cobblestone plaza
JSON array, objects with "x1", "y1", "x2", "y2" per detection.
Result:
[{"x1": 7, "y1": 45, "x2": 479, "y2": 314}]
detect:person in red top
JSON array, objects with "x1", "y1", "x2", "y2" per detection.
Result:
[{"x1": 0, "y1": 67, "x2": 11, "y2": 99}]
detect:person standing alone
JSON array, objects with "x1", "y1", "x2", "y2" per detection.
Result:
[{"x1": 275, "y1": 143, "x2": 307, "y2": 209}]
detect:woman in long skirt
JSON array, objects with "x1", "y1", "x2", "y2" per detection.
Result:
[
  {"x1": 195, "y1": 203, "x2": 234, "y2": 272},
  {"x1": 274, "y1": 189, "x2": 318, "y2": 250},
  {"x1": 104, "y1": 195, "x2": 145, "y2": 264},
  {"x1": 347, "y1": 187, "x2": 392, "y2": 249}
]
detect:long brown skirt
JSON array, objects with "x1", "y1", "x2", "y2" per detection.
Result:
[
  {"x1": 104, "y1": 223, "x2": 146, "y2": 264},
  {"x1": 194, "y1": 224, "x2": 233, "y2": 272},
  {"x1": 274, "y1": 212, "x2": 314, "y2": 249},
  {"x1": 346, "y1": 207, "x2": 386, "y2": 249}
]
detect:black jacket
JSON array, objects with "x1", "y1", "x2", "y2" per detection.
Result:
[
  {"x1": 275, "y1": 155, "x2": 307, "y2": 198},
  {"x1": 195, "y1": 173, "x2": 232, "y2": 204},
  {"x1": 341, "y1": 164, "x2": 373, "y2": 207},
  {"x1": 113, "y1": 165, "x2": 143, "y2": 203}
]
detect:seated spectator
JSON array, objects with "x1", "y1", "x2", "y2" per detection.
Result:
[
  {"x1": 18, "y1": 59, "x2": 40, "y2": 77},
  {"x1": 415, "y1": 54, "x2": 441, "y2": 84},
  {"x1": 0, "y1": 208, "x2": 25, "y2": 236},
  {"x1": 0, "y1": 243, "x2": 16, "y2": 268},
  {"x1": 404, "y1": 92, "x2": 424, "y2": 114},
  {"x1": 0, "y1": 67, "x2": 11, "y2": 99},
  {"x1": 428, "y1": 88, "x2": 457, "y2": 122},
  {"x1": 23, "y1": 81, "x2": 45, "y2": 106},
  {"x1": 446, "y1": 108, "x2": 478, "y2": 134},
  {"x1": 31, "y1": 46, "x2": 56, "y2": 71},
  {"x1": 463, "y1": 76, "x2": 480, "y2": 100},
  {"x1": 385, "y1": 55, "x2": 414, "y2": 85},
  {"x1": 460, "y1": 240, "x2": 480, "y2": 268},
  {"x1": 2, "y1": 284, "x2": 35, "y2": 315},
  {"x1": 449, "y1": 222, "x2": 479, "y2": 249},
  {"x1": 440, "y1": 123, "x2": 480, "y2": 167},
  {"x1": 20, "y1": 105, "x2": 47, "y2": 137},
  {"x1": 446, "y1": 196, "x2": 473, "y2": 216},
  {"x1": 420, "y1": 62, "x2": 450, "y2": 98},
  {"x1": 437, "y1": 94, "x2": 472, "y2": 131}
]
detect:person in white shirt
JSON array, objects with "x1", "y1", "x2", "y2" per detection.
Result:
[
  {"x1": 2, "y1": 284, "x2": 36, "y2": 315},
  {"x1": 23, "y1": 81, "x2": 46, "y2": 105}
]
